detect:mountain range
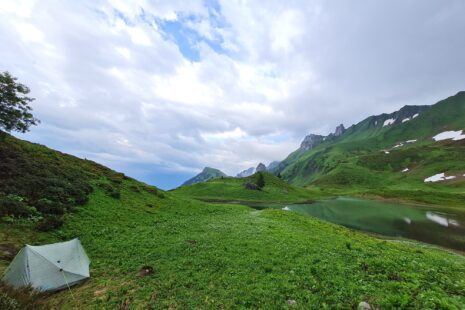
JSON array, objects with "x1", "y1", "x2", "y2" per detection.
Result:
[
  {"x1": 273, "y1": 91, "x2": 465, "y2": 192},
  {"x1": 181, "y1": 92, "x2": 465, "y2": 197}
]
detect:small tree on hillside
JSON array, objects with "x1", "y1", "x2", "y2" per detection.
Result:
[
  {"x1": 0, "y1": 71, "x2": 39, "y2": 132},
  {"x1": 256, "y1": 172, "x2": 265, "y2": 189}
]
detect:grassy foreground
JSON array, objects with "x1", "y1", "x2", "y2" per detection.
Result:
[{"x1": 2, "y1": 178, "x2": 465, "y2": 309}]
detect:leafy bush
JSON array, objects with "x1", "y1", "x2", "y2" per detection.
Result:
[
  {"x1": 36, "y1": 215, "x2": 64, "y2": 231},
  {"x1": 0, "y1": 132, "x2": 95, "y2": 224},
  {"x1": 0, "y1": 194, "x2": 37, "y2": 218},
  {"x1": 97, "y1": 181, "x2": 120, "y2": 199}
]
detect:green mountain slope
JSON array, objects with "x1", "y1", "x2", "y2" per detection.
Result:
[
  {"x1": 276, "y1": 92, "x2": 465, "y2": 205},
  {"x1": 174, "y1": 172, "x2": 318, "y2": 203},
  {"x1": 2, "y1": 134, "x2": 465, "y2": 308},
  {"x1": 181, "y1": 167, "x2": 227, "y2": 186}
]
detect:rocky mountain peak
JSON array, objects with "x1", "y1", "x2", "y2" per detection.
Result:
[
  {"x1": 256, "y1": 163, "x2": 267, "y2": 172},
  {"x1": 334, "y1": 124, "x2": 345, "y2": 136},
  {"x1": 182, "y1": 167, "x2": 227, "y2": 186},
  {"x1": 299, "y1": 134, "x2": 325, "y2": 151},
  {"x1": 236, "y1": 167, "x2": 255, "y2": 178}
]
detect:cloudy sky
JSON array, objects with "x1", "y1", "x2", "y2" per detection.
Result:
[{"x1": 1, "y1": 1, "x2": 465, "y2": 189}]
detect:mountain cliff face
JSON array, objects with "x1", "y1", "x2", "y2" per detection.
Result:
[
  {"x1": 299, "y1": 124, "x2": 347, "y2": 152},
  {"x1": 299, "y1": 134, "x2": 325, "y2": 151},
  {"x1": 236, "y1": 167, "x2": 255, "y2": 178},
  {"x1": 182, "y1": 167, "x2": 227, "y2": 186},
  {"x1": 266, "y1": 161, "x2": 280, "y2": 171},
  {"x1": 255, "y1": 163, "x2": 267, "y2": 172},
  {"x1": 334, "y1": 124, "x2": 345, "y2": 137}
]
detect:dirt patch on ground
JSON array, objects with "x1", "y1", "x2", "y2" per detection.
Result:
[
  {"x1": 0, "y1": 243, "x2": 18, "y2": 260},
  {"x1": 138, "y1": 266, "x2": 154, "y2": 277}
]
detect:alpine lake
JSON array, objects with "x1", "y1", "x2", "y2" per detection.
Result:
[{"x1": 246, "y1": 197, "x2": 465, "y2": 252}]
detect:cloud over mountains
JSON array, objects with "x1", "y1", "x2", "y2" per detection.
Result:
[{"x1": 1, "y1": 0, "x2": 465, "y2": 189}]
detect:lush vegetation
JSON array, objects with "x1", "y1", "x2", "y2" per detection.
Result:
[
  {"x1": 0, "y1": 132, "x2": 130, "y2": 230},
  {"x1": 174, "y1": 172, "x2": 318, "y2": 203}
]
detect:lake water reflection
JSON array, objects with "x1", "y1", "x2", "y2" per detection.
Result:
[{"x1": 249, "y1": 197, "x2": 465, "y2": 252}]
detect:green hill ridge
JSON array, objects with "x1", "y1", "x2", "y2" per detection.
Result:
[{"x1": 174, "y1": 172, "x2": 317, "y2": 203}]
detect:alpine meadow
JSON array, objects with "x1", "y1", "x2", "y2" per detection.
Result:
[{"x1": 1, "y1": 1, "x2": 465, "y2": 310}]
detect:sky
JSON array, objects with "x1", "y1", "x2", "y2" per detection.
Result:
[{"x1": 1, "y1": 0, "x2": 465, "y2": 189}]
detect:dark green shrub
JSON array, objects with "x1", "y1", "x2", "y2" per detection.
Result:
[
  {"x1": 109, "y1": 190, "x2": 121, "y2": 199},
  {"x1": 35, "y1": 198, "x2": 65, "y2": 215},
  {"x1": 0, "y1": 194, "x2": 36, "y2": 218},
  {"x1": 145, "y1": 186, "x2": 158, "y2": 195},
  {"x1": 256, "y1": 173, "x2": 265, "y2": 189},
  {"x1": 129, "y1": 185, "x2": 140, "y2": 193},
  {"x1": 244, "y1": 182, "x2": 259, "y2": 190},
  {"x1": 36, "y1": 215, "x2": 64, "y2": 231}
]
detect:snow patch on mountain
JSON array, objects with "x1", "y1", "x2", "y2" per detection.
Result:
[
  {"x1": 425, "y1": 173, "x2": 446, "y2": 182},
  {"x1": 424, "y1": 173, "x2": 457, "y2": 183},
  {"x1": 383, "y1": 118, "x2": 395, "y2": 127},
  {"x1": 433, "y1": 130, "x2": 465, "y2": 141}
]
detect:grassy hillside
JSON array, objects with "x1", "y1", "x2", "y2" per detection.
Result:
[
  {"x1": 275, "y1": 92, "x2": 465, "y2": 206},
  {"x1": 1, "y1": 134, "x2": 465, "y2": 308},
  {"x1": 174, "y1": 172, "x2": 318, "y2": 203},
  {"x1": 2, "y1": 178, "x2": 465, "y2": 309}
]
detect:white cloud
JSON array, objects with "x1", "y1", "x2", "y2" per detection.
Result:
[
  {"x1": 14, "y1": 22, "x2": 44, "y2": 43},
  {"x1": 201, "y1": 127, "x2": 247, "y2": 141},
  {"x1": 127, "y1": 27, "x2": 152, "y2": 46},
  {"x1": 1, "y1": 0, "x2": 465, "y2": 189}
]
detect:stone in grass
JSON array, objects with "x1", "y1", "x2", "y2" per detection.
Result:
[
  {"x1": 287, "y1": 299, "x2": 297, "y2": 306},
  {"x1": 358, "y1": 301, "x2": 371, "y2": 309},
  {"x1": 138, "y1": 265, "x2": 154, "y2": 277}
]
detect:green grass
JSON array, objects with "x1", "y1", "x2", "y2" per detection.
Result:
[
  {"x1": 2, "y1": 179, "x2": 464, "y2": 309},
  {"x1": 173, "y1": 172, "x2": 319, "y2": 203}
]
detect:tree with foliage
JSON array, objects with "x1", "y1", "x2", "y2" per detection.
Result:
[
  {"x1": 256, "y1": 172, "x2": 265, "y2": 189},
  {"x1": 0, "y1": 71, "x2": 39, "y2": 132}
]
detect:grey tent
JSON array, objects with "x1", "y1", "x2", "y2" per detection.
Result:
[{"x1": 2, "y1": 238, "x2": 90, "y2": 291}]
